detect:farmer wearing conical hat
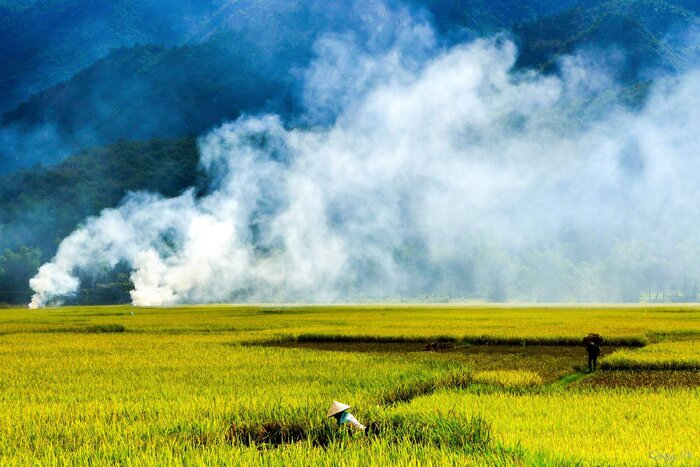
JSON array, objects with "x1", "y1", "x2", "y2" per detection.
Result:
[
  {"x1": 583, "y1": 334, "x2": 604, "y2": 372},
  {"x1": 327, "y1": 401, "x2": 365, "y2": 431}
]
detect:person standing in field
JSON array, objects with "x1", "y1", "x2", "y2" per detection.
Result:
[{"x1": 583, "y1": 334, "x2": 604, "y2": 372}]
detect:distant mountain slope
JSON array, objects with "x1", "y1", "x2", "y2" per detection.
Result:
[
  {"x1": 0, "y1": 136, "x2": 201, "y2": 304},
  {"x1": 1, "y1": 0, "x2": 412, "y2": 173},
  {"x1": 416, "y1": 0, "x2": 578, "y2": 34},
  {"x1": 0, "y1": 0, "x2": 228, "y2": 114},
  {"x1": 6, "y1": 0, "x2": 561, "y2": 115},
  {"x1": 515, "y1": 0, "x2": 700, "y2": 79},
  {"x1": 0, "y1": 137, "x2": 200, "y2": 255},
  {"x1": 2, "y1": 0, "x2": 698, "y2": 174},
  {"x1": 2, "y1": 35, "x2": 301, "y2": 163}
]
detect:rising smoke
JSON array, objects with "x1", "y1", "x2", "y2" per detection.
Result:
[{"x1": 28, "y1": 15, "x2": 700, "y2": 307}]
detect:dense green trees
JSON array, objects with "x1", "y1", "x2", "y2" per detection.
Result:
[
  {"x1": 5, "y1": 0, "x2": 698, "y2": 172},
  {"x1": 0, "y1": 0, "x2": 223, "y2": 113},
  {"x1": 0, "y1": 136, "x2": 201, "y2": 253},
  {"x1": 515, "y1": 0, "x2": 699, "y2": 80},
  {"x1": 0, "y1": 137, "x2": 201, "y2": 305},
  {"x1": 0, "y1": 246, "x2": 40, "y2": 304},
  {"x1": 2, "y1": 0, "x2": 700, "y2": 305}
]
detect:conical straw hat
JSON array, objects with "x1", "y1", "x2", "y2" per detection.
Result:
[{"x1": 326, "y1": 400, "x2": 351, "y2": 418}]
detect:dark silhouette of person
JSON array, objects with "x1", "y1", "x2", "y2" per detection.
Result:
[{"x1": 583, "y1": 334, "x2": 604, "y2": 372}]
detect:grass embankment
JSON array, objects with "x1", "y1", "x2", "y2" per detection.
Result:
[
  {"x1": 578, "y1": 370, "x2": 700, "y2": 387},
  {"x1": 601, "y1": 340, "x2": 700, "y2": 370},
  {"x1": 265, "y1": 341, "x2": 590, "y2": 385},
  {"x1": 291, "y1": 332, "x2": 647, "y2": 346}
]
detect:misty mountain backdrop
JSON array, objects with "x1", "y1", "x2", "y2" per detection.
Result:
[{"x1": 2, "y1": 0, "x2": 700, "y2": 305}]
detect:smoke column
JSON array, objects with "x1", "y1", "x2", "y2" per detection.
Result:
[{"x1": 29, "y1": 25, "x2": 700, "y2": 306}]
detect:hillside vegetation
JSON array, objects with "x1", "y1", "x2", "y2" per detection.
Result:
[
  {"x1": 2, "y1": 0, "x2": 700, "y2": 305},
  {"x1": 4, "y1": 0, "x2": 698, "y2": 171},
  {"x1": 0, "y1": 0, "x2": 224, "y2": 113},
  {"x1": 515, "y1": 0, "x2": 700, "y2": 78},
  {"x1": 0, "y1": 137, "x2": 200, "y2": 304}
]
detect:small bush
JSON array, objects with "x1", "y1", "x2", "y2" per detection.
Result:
[{"x1": 83, "y1": 324, "x2": 126, "y2": 333}]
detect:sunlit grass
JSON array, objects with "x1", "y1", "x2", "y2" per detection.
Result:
[
  {"x1": 3, "y1": 303, "x2": 700, "y2": 342},
  {"x1": 602, "y1": 340, "x2": 700, "y2": 370},
  {"x1": 401, "y1": 387, "x2": 700, "y2": 466},
  {"x1": 577, "y1": 370, "x2": 700, "y2": 388},
  {"x1": 0, "y1": 304, "x2": 698, "y2": 464},
  {"x1": 473, "y1": 370, "x2": 543, "y2": 387}
]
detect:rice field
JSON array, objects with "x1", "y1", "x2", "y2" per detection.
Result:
[
  {"x1": 601, "y1": 340, "x2": 700, "y2": 370},
  {"x1": 0, "y1": 304, "x2": 698, "y2": 465},
  {"x1": 401, "y1": 388, "x2": 700, "y2": 465}
]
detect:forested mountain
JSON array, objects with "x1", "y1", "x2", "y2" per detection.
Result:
[
  {"x1": 0, "y1": 0, "x2": 401, "y2": 173},
  {"x1": 0, "y1": 137, "x2": 200, "y2": 304},
  {"x1": 0, "y1": 137, "x2": 200, "y2": 254},
  {"x1": 0, "y1": 0, "x2": 371, "y2": 115},
  {"x1": 0, "y1": 0, "x2": 230, "y2": 114},
  {"x1": 515, "y1": 0, "x2": 700, "y2": 79},
  {"x1": 6, "y1": 0, "x2": 558, "y2": 117},
  {"x1": 417, "y1": 0, "x2": 578, "y2": 34},
  {"x1": 4, "y1": 0, "x2": 698, "y2": 174},
  {"x1": 1, "y1": 0, "x2": 699, "y2": 305},
  {"x1": 1, "y1": 36, "x2": 301, "y2": 168}
]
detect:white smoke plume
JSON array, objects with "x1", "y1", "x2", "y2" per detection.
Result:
[{"x1": 29, "y1": 25, "x2": 700, "y2": 307}]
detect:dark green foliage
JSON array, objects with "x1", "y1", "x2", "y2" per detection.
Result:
[
  {"x1": 290, "y1": 333, "x2": 647, "y2": 347},
  {"x1": 82, "y1": 323, "x2": 126, "y2": 333},
  {"x1": 34, "y1": 323, "x2": 128, "y2": 333},
  {"x1": 0, "y1": 136, "x2": 201, "y2": 254},
  {"x1": 296, "y1": 333, "x2": 458, "y2": 344},
  {"x1": 514, "y1": 0, "x2": 700, "y2": 81},
  {"x1": 416, "y1": 0, "x2": 578, "y2": 33},
  {"x1": 62, "y1": 262, "x2": 134, "y2": 306},
  {"x1": 0, "y1": 0, "x2": 223, "y2": 113},
  {"x1": 0, "y1": 246, "x2": 40, "y2": 304},
  {"x1": 225, "y1": 409, "x2": 492, "y2": 453},
  {"x1": 0, "y1": 137, "x2": 201, "y2": 304},
  {"x1": 1, "y1": 35, "x2": 300, "y2": 160}
]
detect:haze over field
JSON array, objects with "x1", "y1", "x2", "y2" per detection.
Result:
[{"x1": 26, "y1": 3, "x2": 700, "y2": 307}]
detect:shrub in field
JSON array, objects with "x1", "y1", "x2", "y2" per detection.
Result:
[{"x1": 83, "y1": 324, "x2": 126, "y2": 333}]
